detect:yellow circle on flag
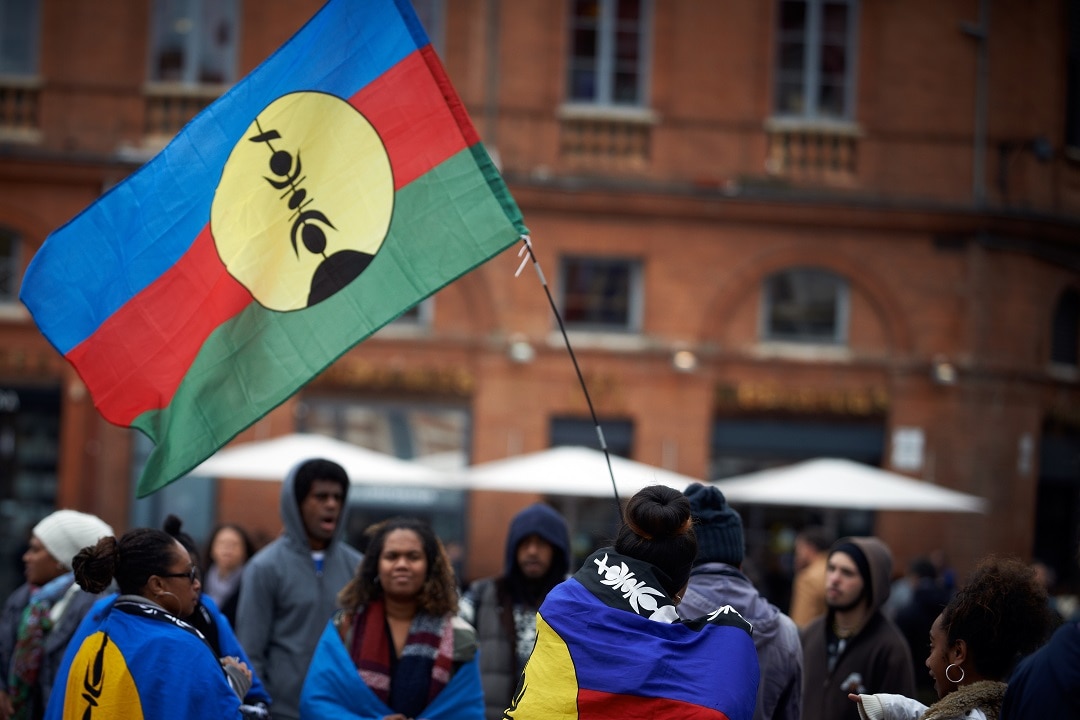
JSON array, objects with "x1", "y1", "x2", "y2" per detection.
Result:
[
  {"x1": 63, "y1": 631, "x2": 143, "y2": 719},
  {"x1": 211, "y1": 91, "x2": 394, "y2": 311}
]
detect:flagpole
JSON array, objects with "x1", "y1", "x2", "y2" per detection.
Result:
[{"x1": 515, "y1": 236, "x2": 623, "y2": 522}]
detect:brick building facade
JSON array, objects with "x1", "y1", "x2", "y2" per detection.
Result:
[{"x1": 1, "y1": 0, "x2": 1079, "y2": 600}]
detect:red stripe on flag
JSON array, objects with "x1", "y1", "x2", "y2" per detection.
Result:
[
  {"x1": 577, "y1": 689, "x2": 730, "y2": 720},
  {"x1": 67, "y1": 48, "x2": 472, "y2": 426},
  {"x1": 349, "y1": 47, "x2": 473, "y2": 190},
  {"x1": 66, "y1": 227, "x2": 252, "y2": 425}
]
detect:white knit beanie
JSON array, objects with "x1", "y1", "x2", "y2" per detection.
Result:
[{"x1": 33, "y1": 510, "x2": 114, "y2": 570}]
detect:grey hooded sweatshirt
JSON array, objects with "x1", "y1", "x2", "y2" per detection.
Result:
[
  {"x1": 235, "y1": 461, "x2": 362, "y2": 720},
  {"x1": 680, "y1": 562, "x2": 803, "y2": 720}
]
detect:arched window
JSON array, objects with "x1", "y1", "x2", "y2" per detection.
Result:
[
  {"x1": 1050, "y1": 288, "x2": 1079, "y2": 366},
  {"x1": 0, "y1": 226, "x2": 21, "y2": 304},
  {"x1": 761, "y1": 267, "x2": 849, "y2": 343}
]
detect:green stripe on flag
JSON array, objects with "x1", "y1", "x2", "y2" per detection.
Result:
[{"x1": 132, "y1": 148, "x2": 525, "y2": 496}]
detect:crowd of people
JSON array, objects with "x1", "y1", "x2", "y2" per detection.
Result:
[{"x1": 0, "y1": 456, "x2": 1076, "y2": 719}]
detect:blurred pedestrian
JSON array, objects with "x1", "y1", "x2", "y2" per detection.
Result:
[
  {"x1": 850, "y1": 555, "x2": 1055, "y2": 720},
  {"x1": 506, "y1": 485, "x2": 760, "y2": 720},
  {"x1": 203, "y1": 523, "x2": 256, "y2": 627},
  {"x1": 48, "y1": 529, "x2": 249, "y2": 718},
  {"x1": 893, "y1": 556, "x2": 952, "y2": 702},
  {"x1": 458, "y1": 503, "x2": 570, "y2": 720},
  {"x1": 235, "y1": 458, "x2": 362, "y2": 720},
  {"x1": 300, "y1": 517, "x2": 482, "y2": 719},
  {"x1": 163, "y1": 515, "x2": 271, "y2": 716},
  {"x1": 800, "y1": 536, "x2": 915, "y2": 720},
  {"x1": 790, "y1": 526, "x2": 832, "y2": 628},
  {"x1": 0, "y1": 510, "x2": 112, "y2": 720},
  {"x1": 680, "y1": 483, "x2": 802, "y2": 720}
]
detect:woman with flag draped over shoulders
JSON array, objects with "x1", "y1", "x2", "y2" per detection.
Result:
[
  {"x1": 504, "y1": 484, "x2": 761, "y2": 720},
  {"x1": 48, "y1": 528, "x2": 247, "y2": 719},
  {"x1": 299, "y1": 517, "x2": 483, "y2": 720}
]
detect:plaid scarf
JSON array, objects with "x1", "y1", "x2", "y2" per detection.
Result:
[
  {"x1": 9, "y1": 573, "x2": 74, "y2": 719},
  {"x1": 348, "y1": 598, "x2": 454, "y2": 719}
]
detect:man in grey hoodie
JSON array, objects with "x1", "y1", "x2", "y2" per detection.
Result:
[
  {"x1": 235, "y1": 458, "x2": 362, "y2": 720},
  {"x1": 679, "y1": 483, "x2": 803, "y2": 720}
]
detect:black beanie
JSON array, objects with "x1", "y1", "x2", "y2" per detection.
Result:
[{"x1": 683, "y1": 483, "x2": 744, "y2": 567}]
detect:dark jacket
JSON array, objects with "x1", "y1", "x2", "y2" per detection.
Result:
[
  {"x1": 234, "y1": 462, "x2": 362, "y2": 720},
  {"x1": 680, "y1": 562, "x2": 803, "y2": 720},
  {"x1": 0, "y1": 582, "x2": 103, "y2": 717},
  {"x1": 1000, "y1": 620, "x2": 1080, "y2": 720},
  {"x1": 800, "y1": 537, "x2": 916, "y2": 720},
  {"x1": 459, "y1": 503, "x2": 569, "y2": 720}
]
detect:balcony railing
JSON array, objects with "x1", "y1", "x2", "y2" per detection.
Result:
[
  {"x1": 143, "y1": 83, "x2": 227, "y2": 146},
  {"x1": 558, "y1": 105, "x2": 656, "y2": 172},
  {"x1": 0, "y1": 76, "x2": 42, "y2": 142},
  {"x1": 765, "y1": 119, "x2": 860, "y2": 185}
]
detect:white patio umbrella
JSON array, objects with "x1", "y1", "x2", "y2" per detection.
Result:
[
  {"x1": 465, "y1": 446, "x2": 701, "y2": 498},
  {"x1": 711, "y1": 458, "x2": 988, "y2": 513},
  {"x1": 189, "y1": 433, "x2": 459, "y2": 488}
]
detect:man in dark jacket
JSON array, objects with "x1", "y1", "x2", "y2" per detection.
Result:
[
  {"x1": 679, "y1": 483, "x2": 802, "y2": 720},
  {"x1": 800, "y1": 536, "x2": 915, "y2": 720},
  {"x1": 235, "y1": 458, "x2": 362, "y2": 720},
  {"x1": 459, "y1": 503, "x2": 569, "y2": 720}
]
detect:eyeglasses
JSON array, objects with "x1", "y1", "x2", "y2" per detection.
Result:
[{"x1": 159, "y1": 566, "x2": 200, "y2": 584}]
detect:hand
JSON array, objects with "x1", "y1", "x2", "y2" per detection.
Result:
[
  {"x1": 0, "y1": 690, "x2": 13, "y2": 720},
  {"x1": 382, "y1": 715, "x2": 409, "y2": 720},
  {"x1": 221, "y1": 656, "x2": 252, "y2": 682},
  {"x1": 848, "y1": 693, "x2": 864, "y2": 707}
]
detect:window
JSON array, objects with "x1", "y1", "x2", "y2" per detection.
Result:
[
  {"x1": 300, "y1": 398, "x2": 470, "y2": 464},
  {"x1": 1051, "y1": 288, "x2": 1079, "y2": 366},
  {"x1": 560, "y1": 257, "x2": 642, "y2": 331},
  {"x1": 0, "y1": 0, "x2": 39, "y2": 75},
  {"x1": 411, "y1": 0, "x2": 446, "y2": 57},
  {"x1": 0, "y1": 227, "x2": 20, "y2": 304},
  {"x1": 149, "y1": 0, "x2": 239, "y2": 85},
  {"x1": 392, "y1": 299, "x2": 433, "y2": 326},
  {"x1": 762, "y1": 267, "x2": 849, "y2": 343},
  {"x1": 567, "y1": 0, "x2": 650, "y2": 106},
  {"x1": 551, "y1": 417, "x2": 634, "y2": 457},
  {"x1": 774, "y1": 0, "x2": 858, "y2": 121}
]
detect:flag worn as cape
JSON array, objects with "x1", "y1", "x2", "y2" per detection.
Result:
[
  {"x1": 19, "y1": 0, "x2": 526, "y2": 497},
  {"x1": 505, "y1": 549, "x2": 761, "y2": 720},
  {"x1": 53, "y1": 600, "x2": 241, "y2": 719},
  {"x1": 44, "y1": 593, "x2": 269, "y2": 720},
  {"x1": 300, "y1": 619, "x2": 485, "y2": 719}
]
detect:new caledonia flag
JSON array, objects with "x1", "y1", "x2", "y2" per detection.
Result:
[{"x1": 19, "y1": 0, "x2": 527, "y2": 496}]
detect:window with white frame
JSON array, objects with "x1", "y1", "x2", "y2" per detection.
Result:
[
  {"x1": 567, "y1": 0, "x2": 650, "y2": 107},
  {"x1": 774, "y1": 0, "x2": 858, "y2": 121},
  {"x1": 0, "y1": 0, "x2": 39, "y2": 75},
  {"x1": 149, "y1": 0, "x2": 239, "y2": 85},
  {"x1": 762, "y1": 267, "x2": 849, "y2": 343},
  {"x1": 0, "y1": 227, "x2": 20, "y2": 304},
  {"x1": 560, "y1": 256, "x2": 642, "y2": 331},
  {"x1": 411, "y1": 0, "x2": 445, "y2": 57}
]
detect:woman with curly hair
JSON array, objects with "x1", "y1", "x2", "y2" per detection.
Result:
[
  {"x1": 299, "y1": 517, "x2": 482, "y2": 720},
  {"x1": 849, "y1": 556, "x2": 1055, "y2": 720}
]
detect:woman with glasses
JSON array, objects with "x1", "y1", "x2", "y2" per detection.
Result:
[{"x1": 45, "y1": 528, "x2": 250, "y2": 719}]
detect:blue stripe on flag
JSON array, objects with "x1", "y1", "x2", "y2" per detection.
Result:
[{"x1": 22, "y1": 0, "x2": 428, "y2": 354}]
